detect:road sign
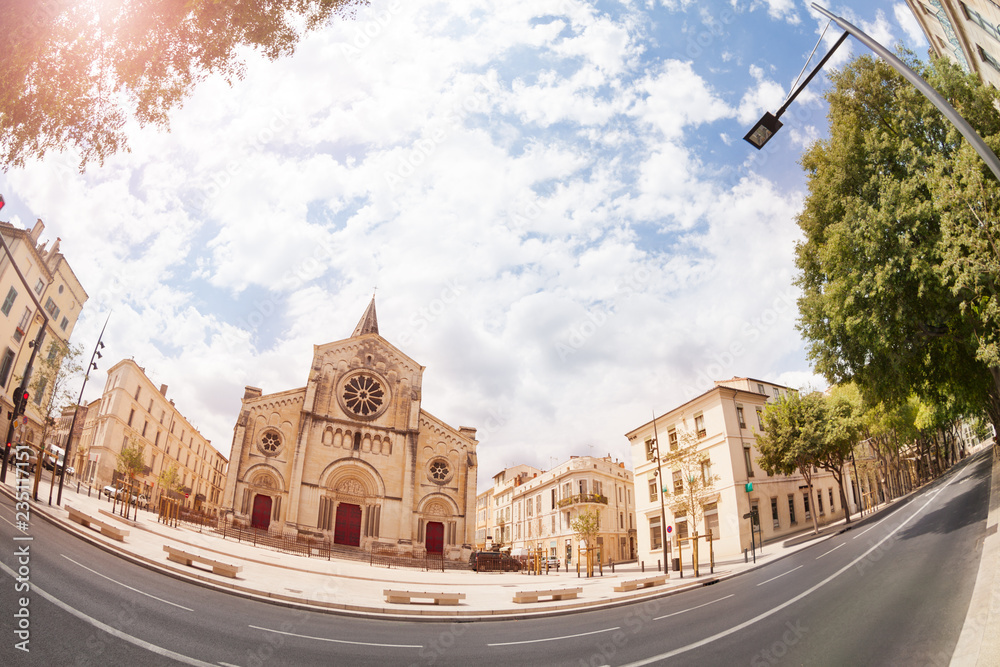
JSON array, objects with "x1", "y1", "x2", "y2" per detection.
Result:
[
  {"x1": 745, "y1": 482, "x2": 753, "y2": 492},
  {"x1": 666, "y1": 525, "x2": 672, "y2": 533}
]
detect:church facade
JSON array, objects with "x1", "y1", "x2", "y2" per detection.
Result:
[{"x1": 221, "y1": 299, "x2": 479, "y2": 559}]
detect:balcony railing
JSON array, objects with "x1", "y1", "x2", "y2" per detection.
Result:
[{"x1": 557, "y1": 493, "x2": 608, "y2": 508}]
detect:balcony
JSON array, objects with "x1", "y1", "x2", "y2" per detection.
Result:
[{"x1": 557, "y1": 493, "x2": 608, "y2": 508}]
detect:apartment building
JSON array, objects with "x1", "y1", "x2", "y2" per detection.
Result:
[
  {"x1": 481, "y1": 457, "x2": 636, "y2": 566},
  {"x1": 81, "y1": 359, "x2": 228, "y2": 513},
  {"x1": 0, "y1": 219, "x2": 87, "y2": 453},
  {"x1": 906, "y1": 0, "x2": 1000, "y2": 88},
  {"x1": 627, "y1": 378, "x2": 846, "y2": 566}
]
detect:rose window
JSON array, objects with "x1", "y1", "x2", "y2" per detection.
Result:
[
  {"x1": 430, "y1": 460, "x2": 450, "y2": 482},
  {"x1": 343, "y1": 374, "x2": 384, "y2": 416},
  {"x1": 260, "y1": 431, "x2": 281, "y2": 455}
]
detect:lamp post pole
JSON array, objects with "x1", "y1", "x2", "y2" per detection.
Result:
[
  {"x1": 55, "y1": 313, "x2": 109, "y2": 505},
  {"x1": 651, "y1": 413, "x2": 672, "y2": 576}
]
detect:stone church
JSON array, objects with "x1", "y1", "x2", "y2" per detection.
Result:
[{"x1": 221, "y1": 298, "x2": 479, "y2": 559}]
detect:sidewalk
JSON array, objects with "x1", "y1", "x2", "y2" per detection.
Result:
[{"x1": 2, "y1": 465, "x2": 985, "y2": 625}]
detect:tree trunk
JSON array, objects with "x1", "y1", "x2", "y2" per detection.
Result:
[{"x1": 833, "y1": 467, "x2": 851, "y2": 524}]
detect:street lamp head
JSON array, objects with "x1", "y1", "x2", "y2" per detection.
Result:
[{"x1": 744, "y1": 111, "x2": 783, "y2": 149}]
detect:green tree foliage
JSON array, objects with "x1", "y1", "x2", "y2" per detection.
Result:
[
  {"x1": 755, "y1": 392, "x2": 827, "y2": 534},
  {"x1": 157, "y1": 461, "x2": 183, "y2": 497},
  {"x1": 22, "y1": 340, "x2": 83, "y2": 453},
  {"x1": 570, "y1": 508, "x2": 601, "y2": 547},
  {"x1": 818, "y1": 386, "x2": 862, "y2": 524},
  {"x1": 795, "y1": 52, "x2": 1000, "y2": 436},
  {"x1": 116, "y1": 436, "x2": 146, "y2": 480},
  {"x1": 0, "y1": 0, "x2": 364, "y2": 170}
]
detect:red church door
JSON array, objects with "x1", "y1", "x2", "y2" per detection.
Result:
[
  {"x1": 426, "y1": 521, "x2": 444, "y2": 554},
  {"x1": 334, "y1": 503, "x2": 362, "y2": 547},
  {"x1": 251, "y1": 494, "x2": 272, "y2": 531}
]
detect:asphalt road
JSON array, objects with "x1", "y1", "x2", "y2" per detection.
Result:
[{"x1": 0, "y1": 449, "x2": 992, "y2": 666}]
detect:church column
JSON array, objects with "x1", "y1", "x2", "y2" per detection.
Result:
[
  {"x1": 398, "y1": 432, "x2": 418, "y2": 542},
  {"x1": 284, "y1": 416, "x2": 311, "y2": 528},
  {"x1": 221, "y1": 414, "x2": 248, "y2": 514}
]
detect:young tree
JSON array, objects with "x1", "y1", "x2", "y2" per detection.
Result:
[
  {"x1": 116, "y1": 436, "x2": 146, "y2": 486},
  {"x1": 1, "y1": 0, "x2": 364, "y2": 169},
  {"x1": 157, "y1": 462, "x2": 183, "y2": 499},
  {"x1": 570, "y1": 509, "x2": 601, "y2": 549},
  {"x1": 755, "y1": 392, "x2": 827, "y2": 534},
  {"x1": 821, "y1": 386, "x2": 864, "y2": 524},
  {"x1": 659, "y1": 431, "x2": 719, "y2": 539}
]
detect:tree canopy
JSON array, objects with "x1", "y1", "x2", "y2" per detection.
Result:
[
  {"x1": 795, "y1": 52, "x2": 1000, "y2": 435},
  {"x1": 0, "y1": 0, "x2": 364, "y2": 170}
]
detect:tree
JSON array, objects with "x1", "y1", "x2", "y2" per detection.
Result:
[
  {"x1": 23, "y1": 340, "x2": 83, "y2": 458},
  {"x1": 0, "y1": 0, "x2": 364, "y2": 170},
  {"x1": 157, "y1": 461, "x2": 183, "y2": 499},
  {"x1": 116, "y1": 436, "x2": 146, "y2": 484},
  {"x1": 659, "y1": 431, "x2": 719, "y2": 539},
  {"x1": 795, "y1": 52, "x2": 1000, "y2": 439},
  {"x1": 755, "y1": 392, "x2": 827, "y2": 534},
  {"x1": 570, "y1": 508, "x2": 601, "y2": 549},
  {"x1": 819, "y1": 386, "x2": 863, "y2": 524}
]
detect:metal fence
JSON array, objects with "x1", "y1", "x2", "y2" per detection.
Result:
[{"x1": 369, "y1": 542, "x2": 445, "y2": 572}]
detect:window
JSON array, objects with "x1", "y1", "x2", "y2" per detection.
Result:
[
  {"x1": 773, "y1": 388, "x2": 780, "y2": 399},
  {"x1": 60, "y1": 317, "x2": 68, "y2": 331},
  {"x1": 578, "y1": 479, "x2": 588, "y2": 495},
  {"x1": 33, "y1": 279, "x2": 43, "y2": 296},
  {"x1": 134, "y1": 386, "x2": 141, "y2": 401},
  {"x1": 757, "y1": 383, "x2": 765, "y2": 394},
  {"x1": 142, "y1": 421, "x2": 148, "y2": 437},
  {"x1": 673, "y1": 470, "x2": 683, "y2": 495},
  {"x1": 551, "y1": 488, "x2": 557, "y2": 509},
  {"x1": 803, "y1": 492, "x2": 811, "y2": 520},
  {"x1": 43, "y1": 297, "x2": 59, "y2": 320},
  {"x1": 620, "y1": 512, "x2": 624, "y2": 528},
  {"x1": 744, "y1": 447, "x2": 755, "y2": 477},
  {"x1": 645, "y1": 438, "x2": 656, "y2": 461},
  {"x1": 2, "y1": 287, "x2": 16, "y2": 316},
  {"x1": 154, "y1": 431, "x2": 160, "y2": 447},
  {"x1": 34, "y1": 378, "x2": 46, "y2": 404},
  {"x1": 648, "y1": 478, "x2": 658, "y2": 502},
  {"x1": 593, "y1": 481, "x2": 602, "y2": 497},
  {"x1": 701, "y1": 459, "x2": 713, "y2": 483},
  {"x1": 736, "y1": 406, "x2": 746, "y2": 429},
  {"x1": 756, "y1": 408, "x2": 765, "y2": 431},
  {"x1": 788, "y1": 495, "x2": 797, "y2": 524},
  {"x1": 694, "y1": 414, "x2": 706, "y2": 438},
  {"x1": 650, "y1": 516, "x2": 662, "y2": 550},
  {"x1": 676, "y1": 511, "x2": 689, "y2": 539},
  {"x1": 817, "y1": 490, "x2": 824, "y2": 515},
  {"x1": 978, "y1": 44, "x2": 1000, "y2": 72},
  {"x1": 668, "y1": 428, "x2": 678, "y2": 450},
  {"x1": 771, "y1": 497, "x2": 780, "y2": 529},
  {"x1": 963, "y1": 3, "x2": 1000, "y2": 42},
  {"x1": 829, "y1": 488, "x2": 835, "y2": 511},
  {"x1": 0, "y1": 348, "x2": 14, "y2": 388},
  {"x1": 14, "y1": 308, "x2": 30, "y2": 342},
  {"x1": 127, "y1": 409, "x2": 134, "y2": 427},
  {"x1": 704, "y1": 502, "x2": 719, "y2": 539}
]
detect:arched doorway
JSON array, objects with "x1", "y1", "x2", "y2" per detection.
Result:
[
  {"x1": 334, "y1": 503, "x2": 362, "y2": 547},
  {"x1": 426, "y1": 521, "x2": 444, "y2": 554},
  {"x1": 251, "y1": 494, "x2": 272, "y2": 530}
]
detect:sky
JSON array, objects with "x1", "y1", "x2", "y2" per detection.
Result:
[{"x1": 0, "y1": 0, "x2": 931, "y2": 489}]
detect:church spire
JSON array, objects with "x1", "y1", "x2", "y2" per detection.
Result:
[{"x1": 351, "y1": 295, "x2": 379, "y2": 337}]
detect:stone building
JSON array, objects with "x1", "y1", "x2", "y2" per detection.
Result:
[
  {"x1": 905, "y1": 0, "x2": 1000, "y2": 89},
  {"x1": 627, "y1": 378, "x2": 846, "y2": 566},
  {"x1": 221, "y1": 299, "x2": 479, "y2": 560}
]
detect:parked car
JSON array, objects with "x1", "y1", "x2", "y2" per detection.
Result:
[
  {"x1": 546, "y1": 556, "x2": 560, "y2": 569},
  {"x1": 135, "y1": 494, "x2": 149, "y2": 509},
  {"x1": 102, "y1": 485, "x2": 122, "y2": 499},
  {"x1": 469, "y1": 551, "x2": 521, "y2": 572},
  {"x1": 64, "y1": 466, "x2": 75, "y2": 477}
]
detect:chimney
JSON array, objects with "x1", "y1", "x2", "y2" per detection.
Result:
[
  {"x1": 29, "y1": 219, "x2": 44, "y2": 243},
  {"x1": 159, "y1": 384, "x2": 168, "y2": 396}
]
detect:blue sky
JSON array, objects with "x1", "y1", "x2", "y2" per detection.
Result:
[{"x1": 0, "y1": 1, "x2": 930, "y2": 487}]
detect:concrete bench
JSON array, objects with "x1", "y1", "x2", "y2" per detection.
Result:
[
  {"x1": 66, "y1": 505, "x2": 129, "y2": 542},
  {"x1": 383, "y1": 589, "x2": 466, "y2": 605},
  {"x1": 614, "y1": 574, "x2": 668, "y2": 592},
  {"x1": 512, "y1": 587, "x2": 583, "y2": 604},
  {"x1": 164, "y1": 545, "x2": 242, "y2": 578}
]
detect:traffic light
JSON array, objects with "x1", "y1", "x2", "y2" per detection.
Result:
[{"x1": 13, "y1": 390, "x2": 28, "y2": 416}]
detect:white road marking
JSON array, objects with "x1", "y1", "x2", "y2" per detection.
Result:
[
  {"x1": 62, "y1": 554, "x2": 194, "y2": 611},
  {"x1": 815, "y1": 543, "x2": 845, "y2": 560},
  {"x1": 653, "y1": 594, "x2": 735, "y2": 621},
  {"x1": 755, "y1": 565, "x2": 803, "y2": 586},
  {"x1": 249, "y1": 624, "x2": 422, "y2": 648},
  {"x1": 0, "y1": 559, "x2": 215, "y2": 666},
  {"x1": 488, "y1": 626, "x2": 622, "y2": 647},
  {"x1": 853, "y1": 516, "x2": 889, "y2": 539},
  {"x1": 618, "y1": 469, "x2": 964, "y2": 666}
]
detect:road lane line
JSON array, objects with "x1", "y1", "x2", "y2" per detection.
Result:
[
  {"x1": 853, "y1": 516, "x2": 889, "y2": 539},
  {"x1": 0, "y1": 559, "x2": 214, "y2": 666},
  {"x1": 653, "y1": 594, "x2": 734, "y2": 621},
  {"x1": 249, "y1": 624, "x2": 422, "y2": 648},
  {"x1": 755, "y1": 565, "x2": 803, "y2": 586},
  {"x1": 618, "y1": 467, "x2": 964, "y2": 667},
  {"x1": 815, "y1": 544, "x2": 845, "y2": 560},
  {"x1": 488, "y1": 626, "x2": 622, "y2": 647},
  {"x1": 62, "y1": 554, "x2": 194, "y2": 611}
]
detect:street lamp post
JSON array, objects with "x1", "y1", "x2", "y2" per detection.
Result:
[
  {"x1": 745, "y1": 3, "x2": 1000, "y2": 184},
  {"x1": 650, "y1": 413, "x2": 672, "y2": 576}
]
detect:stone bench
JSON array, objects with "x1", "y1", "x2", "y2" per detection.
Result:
[
  {"x1": 512, "y1": 587, "x2": 582, "y2": 604},
  {"x1": 383, "y1": 589, "x2": 466, "y2": 605},
  {"x1": 164, "y1": 545, "x2": 242, "y2": 578},
  {"x1": 66, "y1": 505, "x2": 129, "y2": 542},
  {"x1": 613, "y1": 574, "x2": 668, "y2": 592}
]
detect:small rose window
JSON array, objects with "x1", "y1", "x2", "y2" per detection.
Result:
[
  {"x1": 428, "y1": 458, "x2": 453, "y2": 484},
  {"x1": 260, "y1": 431, "x2": 282, "y2": 456}
]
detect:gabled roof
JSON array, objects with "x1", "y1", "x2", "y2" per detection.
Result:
[{"x1": 351, "y1": 296, "x2": 379, "y2": 337}]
